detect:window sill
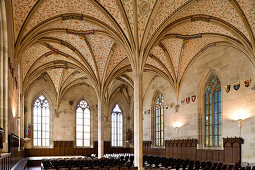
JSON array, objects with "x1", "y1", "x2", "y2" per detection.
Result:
[
  {"x1": 32, "y1": 146, "x2": 51, "y2": 149},
  {"x1": 151, "y1": 145, "x2": 165, "y2": 149},
  {"x1": 111, "y1": 146, "x2": 124, "y2": 148},
  {"x1": 75, "y1": 146, "x2": 92, "y2": 148},
  {"x1": 198, "y1": 145, "x2": 224, "y2": 150}
]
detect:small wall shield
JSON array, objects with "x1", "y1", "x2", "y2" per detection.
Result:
[
  {"x1": 224, "y1": 85, "x2": 231, "y2": 93},
  {"x1": 146, "y1": 110, "x2": 150, "y2": 114},
  {"x1": 186, "y1": 97, "x2": 190, "y2": 104},
  {"x1": 192, "y1": 95, "x2": 196, "y2": 102},
  {"x1": 244, "y1": 79, "x2": 251, "y2": 87},
  {"x1": 233, "y1": 82, "x2": 240, "y2": 91},
  {"x1": 181, "y1": 99, "x2": 185, "y2": 104}
]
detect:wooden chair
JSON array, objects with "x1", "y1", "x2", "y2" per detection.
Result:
[{"x1": 130, "y1": 167, "x2": 138, "y2": 170}]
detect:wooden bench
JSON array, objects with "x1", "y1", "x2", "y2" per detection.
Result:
[{"x1": 12, "y1": 158, "x2": 29, "y2": 170}]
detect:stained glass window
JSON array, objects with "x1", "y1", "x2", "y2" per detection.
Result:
[
  {"x1": 33, "y1": 95, "x2": 50, "y2": 147},
  {"x1": 204, "y1": 75, "x2": 222, "y2": 147},
  {"x1": 76, "y1": 100, "x2": 90, "y2": 147},
  {"x1": 111, "y1": 104, "x2": 123, "y2": 147},
  {"x1": 154, "y1": 93, "x2": 164, "y2": 146}
]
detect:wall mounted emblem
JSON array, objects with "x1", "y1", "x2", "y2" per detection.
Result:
[
  {"x1": 224, "y1": 85, "x2": 231, "y2": 93},
  {"x1": 175, "y1": 104, "x2": 180, "y2": 112},
  {"x1": 146, "y1": 110, "x2": 150, "y2": 114},
  {"x1": 233, "y1": 82, "x2": 240, "y2": 91},
  {"x1": 181, "y1": 99, "x2": 185, "y2": 104},
  {"x1": 252, "y1": 85, "x2": 255, "y2": 91},
  {"x1": 69, "y1": 100, "x2": 73, "y2": 105},
  {"x1": 192, "y1": 95, "x2": 196, "y2": 102},
  {"x1": 144, "y1": 110, "x2": 150, "y2": 115},
  {"x1": 54, "y1": 109, "x2": 62, "y2": 118},
  {"x1": 244, "y1": 79, "x2": 251, "y2": 87},
  {"x1": 186, "y1": 97, "x2": 190, "y2": 104},
  {"x1": 170, "y1": 102, "x2": 174, "y2": 108}
]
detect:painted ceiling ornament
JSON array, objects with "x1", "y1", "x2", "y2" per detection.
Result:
[
  {"x1": 192, "y1": 95, "x2": 196, "y2": 102},
  {"x1": 61, "y1": 14, "x2": 83, "y2": 21},
  {"x1": 224, "y1": 85, "x2": 231, "y2": 93},
  {"x1": 191, "y1": 16, "x2": 211, "y2": 22},
  {"x1": 244, "y1": 78, "x2": 251, "y2": 87},
  {"x1": 139, "y1": 1, "x2": 150, "y2": 15},
  {"x1": 186, "y1": 97, "x2": 190, "y2": 104},
  {"x1": 233, "y1": 82, "x2": 240, "y2": 91}
]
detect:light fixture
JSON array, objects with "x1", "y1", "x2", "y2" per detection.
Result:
[{"x1": 173, "y1": 122, "x2": 182, "y2": 138}]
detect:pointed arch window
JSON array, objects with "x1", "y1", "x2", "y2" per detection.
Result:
[
  {"x1": 205, "y1": 74, "x2": 222, "y2": 147},
  {"x1": 76, "y1": 100, "x2": 90, "y2": 147},
  {"x1": 111, "y1": 104, "x2": 123, "y2": 147},
  {"x1": 33, "y1": 95, "x2": 50, "y2": 147},
  {"x1": 153, "y1": 92, "x2": 164, "y2": 146}
]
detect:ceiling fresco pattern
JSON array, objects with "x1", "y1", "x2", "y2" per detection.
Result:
[{"x1": 13, "y1": 0, "x2": 254, "y2": 100}]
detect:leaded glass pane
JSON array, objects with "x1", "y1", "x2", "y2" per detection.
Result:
[
  {"x1": 214, "y1": 136, "x2": 218, "y2": 146},
  {"x1": 111, "y1": 104, "x2": 123, "y2": 147},
  {"x1": 214, "y1": 125, "x2": 218, "y2": 135},
  {"x1": 204, "y1": 74, "x2": 222, "y2": 147},
  {"x1": 154, "y1": 93, "x2": 164, "y2": 146},
  {"x1": 76, "y1": 100, "x2": 90, "y2": 147},
  {"x1": 33, "y1": 95, "x2": 50, "y2": 147}
]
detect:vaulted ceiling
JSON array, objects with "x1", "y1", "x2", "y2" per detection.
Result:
[{"x1": 13, "y1": 0, "x2": 255, "y2": 102}]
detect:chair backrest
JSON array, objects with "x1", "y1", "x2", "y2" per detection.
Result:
[
  {"x1": 120, "y1": 167, "x2": 128, "y2": 170},
  {"x1": 130, "y1": 167, "x2": 138, "y2": 170},
  {"x1": 241, "y1": 162, "x2": 249, "y2": 167},
  {"x1": 110, "y1": 167, "x2": 119, "y2": 170}
]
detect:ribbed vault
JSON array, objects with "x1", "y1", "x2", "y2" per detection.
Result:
[{"x1": 12, "y1": 0, "x2": 254, "y2": 101}]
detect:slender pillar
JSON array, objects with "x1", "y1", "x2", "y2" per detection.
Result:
[
  {"x1": 98, "y1": 96, "x2": 104, "y2": 158},
  {"x1": 133, "y1": 71, "x2": 143, "y2": 169}
]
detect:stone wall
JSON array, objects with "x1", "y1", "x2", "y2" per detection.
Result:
[
  {"x1": 142, "y1": 43, "x2": 255, "y2": 162},
  {"x1": 24, "y1": 78, "x2": 134, "y2": 148}
]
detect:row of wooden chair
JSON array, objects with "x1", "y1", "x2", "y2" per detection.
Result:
[
  {"x1": 143, "y1": 155, "x2": 255, "y2": 170},
  {"x1": 41, "y1": 155, "x2": 137, "y2": 170}
]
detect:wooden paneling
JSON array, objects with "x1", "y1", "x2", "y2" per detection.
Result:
[
  {"x1": 143, "y1": 137, "x2": 243, "y2": 164},
  {"x1": 223, "y1": 138, "x2": 243, "y2": 163},
  {"x1": 25, "y1": 141, "x2": 133, "y2": 157},
  {"x1": 8, "y1": 134, "x2": 24, "y2": 168},
  {"x1": 0, "y1": 153, "x2": 11, "y2": 170}
]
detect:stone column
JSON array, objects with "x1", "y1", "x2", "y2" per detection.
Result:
[
  {"x1": 133, "y1": 71, "x2": 143, "y2": 169},
  {"x1": 98, "y1": 96, "x2": 104, "y2": 158}
]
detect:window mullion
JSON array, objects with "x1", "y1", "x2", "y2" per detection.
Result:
[
  {"x1": 206, "y1": 94, "x2": 208, "y2": 146},
  {"x1": 83, "y1": 109, "x2": 85, "y2": 147},
  {"x1": 212, "y1": 92, "x2": 215, "y2": 147},
  {"x1": 40, "y1": 106, "x2": 42, "y2": 146}
]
